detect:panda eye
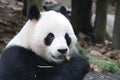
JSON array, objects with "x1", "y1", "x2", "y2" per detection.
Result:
[
  {"x1": 44, "y1": 33, "x2": 54, "y2": 46},
  {"x1": 65, "y1": 33, "x2": 71, "y2": 46}
]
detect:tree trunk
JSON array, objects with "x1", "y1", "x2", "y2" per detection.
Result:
[
  {"x1": 94, "y1": 0, "x2": 108, "y2": 43},
  {"x1": 71, "y1": 0, "x2": 93, "y2": 35},
  {"x1": 23, "y1": 0, "x2": 42, "y2": 16},
  {"x1": 112, "y1": 0, "x2": 120, "y2": 49}
]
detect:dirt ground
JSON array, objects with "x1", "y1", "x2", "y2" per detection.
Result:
[
  {"x1": 0, "y1": 0, "x2": 120, "y2": 80},
  {"x1": 0, "y1": 2, "x2": 26, "y2": 52}
]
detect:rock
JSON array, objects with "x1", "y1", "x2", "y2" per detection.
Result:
[{"x1": 84, "y1": 71, "x2": 118, "y2": 80}]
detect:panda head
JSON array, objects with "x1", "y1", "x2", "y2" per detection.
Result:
[{"x1": 7, "y1": 5, "x2": 77, "y2": 63}]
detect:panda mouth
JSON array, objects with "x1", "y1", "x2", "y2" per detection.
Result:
[{"x1": 51, "y1": 55, "x2": 66, "y2": 60}]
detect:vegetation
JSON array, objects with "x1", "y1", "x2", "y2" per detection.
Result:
[{"x1": 76, "y1": 43, "x2": 120, "y2": 73}]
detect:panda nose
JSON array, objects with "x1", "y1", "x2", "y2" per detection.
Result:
[{"x1": 57, "y1": 49, "x2": 68, "y2": 54}]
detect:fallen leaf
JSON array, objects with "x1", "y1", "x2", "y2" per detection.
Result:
[
  {"x1": 100, "y1": 47, "x2": 109, "y2": 54},
  {"x1": 90, "y1": 50, "x2": 102, "y2": 57},
  {"x1": 90, "y1": 64, "x2": 102, "y2": 73}
]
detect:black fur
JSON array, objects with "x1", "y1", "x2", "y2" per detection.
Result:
[
  {"x1": 27, "y1": 5, "x2": 40, "y2": 20},
  {"x1": 0, "y1": 46, "x2": 89, "y2": 80},
  {"x1": 60, "y1": 6, "x2": 68, "y2": 18},
  {"x1": 65, "y1": 33, "x2": 71, "y2": 46},
  {"x1": 44, "y1": 33, "x2": 55, "y2": 46}
]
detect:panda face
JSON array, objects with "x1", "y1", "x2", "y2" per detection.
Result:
[
  {"x1": 27, "y1": 11, "x2": 77, "y2": 63},
  {"x1": 44, "y1": 33, "x2": 69, "y2": 62},
  {"x1": 43, "y1": 32, "x2": 71, "y2": 63}
]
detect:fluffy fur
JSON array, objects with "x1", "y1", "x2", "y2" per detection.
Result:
[
  {"x1": 6, "y1": 10, "x2": 77, "y2": 63},
  {"x1": 0, "y1": 46, "x2": 89, "y2": 80},
  {"x1": 0, "y1": 5, "x2": 89, "y2": 80}
]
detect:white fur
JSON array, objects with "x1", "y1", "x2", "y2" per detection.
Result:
[{"x1": 6, "y1": 11, "x2": 77, "y2": 63}]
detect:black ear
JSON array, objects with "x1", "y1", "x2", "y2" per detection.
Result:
[
  {"x1": 27, "y1": 5, "x2": 40, "y2": 20},
  {"x1": 60, "y1": 6, "x2": 67, "y2": 17}
]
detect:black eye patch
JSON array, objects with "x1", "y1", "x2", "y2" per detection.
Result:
[
  {"x1": 44, "y1": 33, "x2": 54, "y2": 46},
  {"x1": 65, "y1": 33, "x2": 71, "y2": 46}
]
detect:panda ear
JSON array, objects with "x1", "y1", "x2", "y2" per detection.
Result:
[
  {"x1": 27, "y1": 5, "x2": 40, "y2": 20},
  {"x1": 60, "y1": 6, "x2": 67, "y2": 17}
]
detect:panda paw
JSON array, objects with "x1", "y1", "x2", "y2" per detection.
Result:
[
  {"x1": 61, "y1": 55, "x2": 90, "y2": 79},
  {"x1": 70, "y1": 55, "x2": 90, "y2": 71}
]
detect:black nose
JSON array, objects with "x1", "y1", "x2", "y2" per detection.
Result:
[{"x1": 57, "y1": 49, "x2": 68, "y2": 54}]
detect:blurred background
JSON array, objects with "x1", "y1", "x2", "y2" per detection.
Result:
[{"x1": 0, "y1": 0, "x2": 120, "y2": 80}]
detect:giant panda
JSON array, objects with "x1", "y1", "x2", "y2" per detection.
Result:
[{"x1": 0, "y1": 5, "x2": 89, "y2": 80}]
